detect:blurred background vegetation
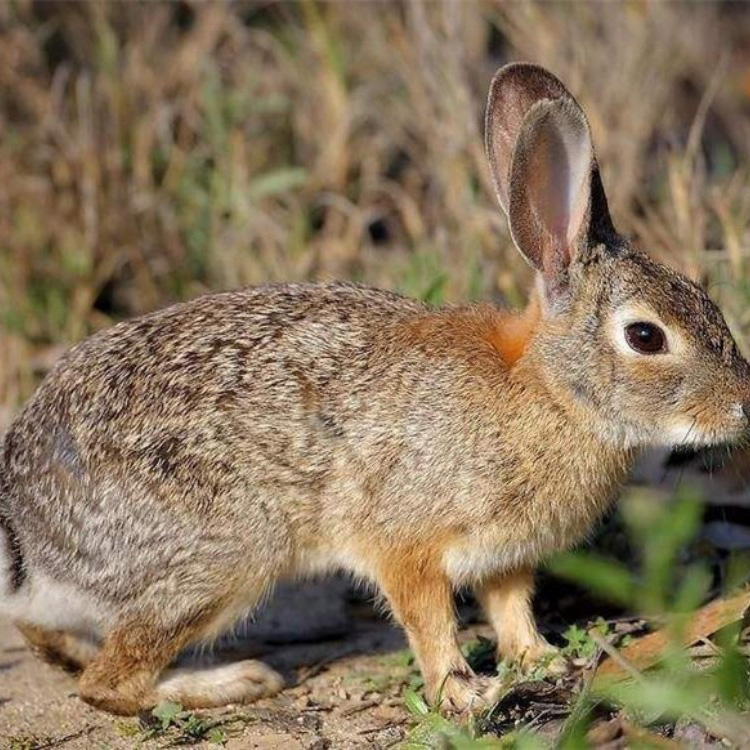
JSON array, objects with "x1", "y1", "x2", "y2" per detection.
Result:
[
  {"x1": 1, "y1": 0, "x2": 750, "y2": 430},
  {"x1": 2, "y1": 4, "x2": 750, "y2": 744}
]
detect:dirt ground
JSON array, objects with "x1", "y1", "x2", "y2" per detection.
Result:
[{"x1": 0, "y1": 581, "x2": 445, "y2": 750}]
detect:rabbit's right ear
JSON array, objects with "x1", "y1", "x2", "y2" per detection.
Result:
[{"x1": 485, "y1": 64, "x2": 616, "y2": 302}]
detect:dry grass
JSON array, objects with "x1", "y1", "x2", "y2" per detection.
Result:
[{"x1": 1, "y1": 1, "x2": 750, "y2": 428}]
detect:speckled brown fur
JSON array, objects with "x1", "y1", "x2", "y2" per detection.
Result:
[{"x1": 2, "y1": 64, "x2": 749, "y2": 715}]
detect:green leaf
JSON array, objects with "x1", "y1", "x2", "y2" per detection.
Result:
[
  {"x1": 620, "y1": 488, "x2": 704, "y2": 613},
  {"x1": 713, "y1": 622, "x2": 750, "y2": 707},
  {"x1": 547, "y1": 552, "x2": 635, "y2": 607},
  {"x1": 403, "y1": 687, "x2": 430, "y2": 717},
  {"x1": 151, "y1": 700, "x2": 182, "y2": 729},
  {"x1": 673, "y1": 563, "x2": 712, "y2": 613},
  {"x1": 421, "y1": 272, "x2": 448, "y2": 304},
  {"x1": 558, "y1": 694, "x2": 594, "y2": 749},
  {"x1": 594, "y1": 674, "x2": 708, "y2": 721},
  {"x1": 208, "y1": 727, "x2": 228, "y2": 745}
]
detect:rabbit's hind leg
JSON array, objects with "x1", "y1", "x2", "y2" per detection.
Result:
[
  {"x1": 78, "y1": 604, "x2": 284, "y2": 715},
  {"x1": 78, "y1": 618, "x2": 190, "y2": 715},
  {"x1": 16, "y1": 621, "x2": 99, "y2": 673}
]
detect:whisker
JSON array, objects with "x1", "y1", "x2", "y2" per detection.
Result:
[{"x1": 673, "y1": 417, "x2": 698, "y2": 493}]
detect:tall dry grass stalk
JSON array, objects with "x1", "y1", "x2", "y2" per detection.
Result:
[{"x1": 1, "y1": 1, "x2": 749, "y2": 427}]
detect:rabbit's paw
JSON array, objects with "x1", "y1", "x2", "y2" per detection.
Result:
[{"x1": 437, "y1": 671, "x2": 506, "y2": 715}]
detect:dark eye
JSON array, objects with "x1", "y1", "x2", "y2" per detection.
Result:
[{"x1": 625, "y1": 322, "x2": 667, "y2": 354}]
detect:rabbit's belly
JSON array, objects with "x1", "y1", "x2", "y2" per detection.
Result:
[
  {"x1": 1, "y1": 570, "x2": 110, "y2": 637},
  {"x1": 442, "y1": 527, "x2": 562, "y2": 586},
  {"x1": 293, "y1": 543, "x2": 376, "y2": 581}
]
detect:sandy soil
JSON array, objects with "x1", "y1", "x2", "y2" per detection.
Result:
[{"x1": 0, "y1": 583, "x2": 426, "y2": 750}]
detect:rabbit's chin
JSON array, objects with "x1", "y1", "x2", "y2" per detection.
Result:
[
  {"x1": 654, "y1": 413, "x2": 749, "y2": 450},
  {"x1": 590, "y1": 416, "x2": 744, "y2": 452}
]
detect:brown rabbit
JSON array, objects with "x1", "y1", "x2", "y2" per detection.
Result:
[{"x1": 2, "y1": 63, "x2": 750, "y2": 716}]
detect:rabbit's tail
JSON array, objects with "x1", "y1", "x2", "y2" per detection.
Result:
[{"x1": 0, "y1": 469, "x2": 26, "y2": 599}]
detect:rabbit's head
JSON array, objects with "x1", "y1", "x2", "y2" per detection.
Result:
[{"x1": 486, "y1": 63, "x2": 750, "y2": 449}]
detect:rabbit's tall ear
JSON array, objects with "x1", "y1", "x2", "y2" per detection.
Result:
[
  {"x1": 508, "y1": 97, "x2": 594, "y2": 299},
  {"x1": 485, "y1": 63, "x2": 616, "y2": 301},
  {"x1": 485, "y1": 63, "x2": 569, "y2": 216}
]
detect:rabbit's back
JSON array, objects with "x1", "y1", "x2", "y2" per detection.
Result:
[
  {"x1": 0, "y1": 283, "x2": 428, "y2": 624},
  {"x1": 7, "y1": 282, "x2": 424, "y2": 476},
  {"x1": 25, "y1": 281, "x2": 423, "y2": 432}
]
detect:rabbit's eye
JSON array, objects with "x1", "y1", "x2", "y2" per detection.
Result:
[{"x1": 625, "y1": 322, "x2": 666, "y2": 354}]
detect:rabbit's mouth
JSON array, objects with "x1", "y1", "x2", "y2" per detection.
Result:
[{"x1": 659, "y1": 409, "x2": 749, "y2": 449}]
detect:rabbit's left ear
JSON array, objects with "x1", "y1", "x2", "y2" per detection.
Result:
[
  {"x1": 486, "y1": 63, "x2": 570, "y2": 217},
  {"x1": 485, "y1": 64, "x2": 616, "y2": 300}
]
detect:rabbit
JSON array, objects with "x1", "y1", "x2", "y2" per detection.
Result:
[{"x1": 2, "y1": 62, "x2": 750, "y2": 717}]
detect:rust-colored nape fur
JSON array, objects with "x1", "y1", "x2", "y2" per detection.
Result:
[
  {"x1": 485, "y1": 293, "x2": 541, "y2": 366},
  {"x1": 398, "y1": 293, "x2": 541, "y2": 372}
]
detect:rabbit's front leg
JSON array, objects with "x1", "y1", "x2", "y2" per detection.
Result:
[
  {"x1": 377, "y1": 551, "x2": 505, "y2": 714},
  {"x1": 475, "y1": 568, "x2": 568, "y2": 675}
]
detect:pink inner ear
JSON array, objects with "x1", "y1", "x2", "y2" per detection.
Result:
[
  {"x1": 524, "y1": 133, "x2": 576, "y2": 267},
  {"x1": 507, "y1": 98, "x2": 594, "y2": 287},
  {"x1": 537, "y1": 121, "x2": 591, "y2": 253},
  {"x1": 548, "y1": 158, "x2": 574, "y2": 240}
]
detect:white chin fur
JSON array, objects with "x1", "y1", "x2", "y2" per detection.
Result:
[
  {"x1": 655, "y1": 419, "x2": 738, "y2": 449},
  {"x1": 660, "y1": 420, "x2": 702, "y2": 447}
]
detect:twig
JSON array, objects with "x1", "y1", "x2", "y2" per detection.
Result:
[
  {"x1": 524, "y1": 707, "x2": 559, "y2": 731},
  {"x1": 295, "y1": 646, "x2": 356, "y2": 683},
  {"x1": 28, "y1": 726, "x2": 101, "y2": 750},
  {"x1": 341, "y1": 698, "x2": 379, "y2": 716},
  {"x1": 596, "y1": 588, "x2": 750, "y2": 680},
  {"x1": 358, "y1": 718, "x2": 408, "y2": 735},
  {"x1": 588, "y1": 631, "x2": 644, "y2": 683},
  {"x1": 620, "y1": 717, "x2": 683, "y2": 749}
]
